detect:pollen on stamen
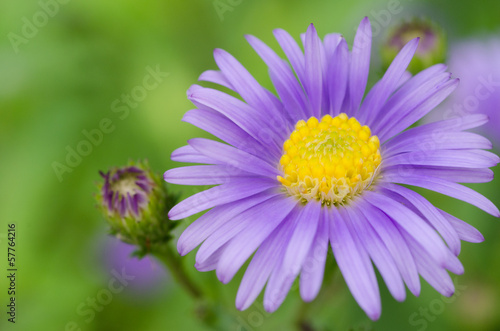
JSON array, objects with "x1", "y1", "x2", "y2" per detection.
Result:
[{"x1": 277, "y1": 113, "x2": 382, "y2": 205}]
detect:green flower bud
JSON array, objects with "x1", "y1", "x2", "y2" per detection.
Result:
[
  {"x1": 96, "y1": 160, "x2": 179, "y2": 256},
  {"x1": 382, "y1": 18, "x2": 446, "y2": 74}
]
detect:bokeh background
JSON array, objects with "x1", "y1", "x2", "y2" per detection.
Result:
[{"x1": 1, "y1": 0, "x2": 500, "y2": 330}]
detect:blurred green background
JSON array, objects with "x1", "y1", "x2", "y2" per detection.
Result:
[{"x1": 1, "y1": 0, "x2": 500, "y2": 330}]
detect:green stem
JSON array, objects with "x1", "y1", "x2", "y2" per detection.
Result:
[
  {"x1": 152, "y1": 245, "x2": 203, "y2": 299},
  {"x1": 152, "y1": 244, "x2": 221, "y2": 330}
]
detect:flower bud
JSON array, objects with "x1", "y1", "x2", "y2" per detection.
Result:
[
  {"x1": 96, "y1": 160, "x2": 178, "y2": 256},
  {"x1": 382, "y1": 18, "x2": 446, "y2": 74}
]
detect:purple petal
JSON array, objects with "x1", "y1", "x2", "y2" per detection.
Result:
[
  {"x1": 131, "y1": 194, "x2": 140, "y2": 215},
  {"x1": 381, "y1": 184, "x2": 461, "y2": 256},
  {"x1": 304, "y1": 24, "x2": 324, "y2": 118},
  {"x1": 327, "y1": 38, "x2": 349, "y2": 115},
  {"x1": 213, "y1": 48, "x2": 291, "y2": 139},
  {"x1": 328, "y1": 206, "x2": 381, "y2": 320},
  {"x1": 400, "y1": 229, "x2": 455, "y2": 297},
  {"x1": 372, "y1": 64, "x2": 448, "y2": 133},
  {"x1": 187, "y1": 85, "x2": 281, "y2": 152},
  {"x1": 182, "y1": 109, "x2": 274, "y2": 163},
  {"x1": 396, "y1": 71, "x2": 412, "y2": 89},
  {"x1": 177, "y1": 191, "x2": 277, "y2": 255},
  {"x1": 379, "y1": 78, "x2": 459, "y2": 142},
  {"x1": 188, "y1": 138, "x2": 279, "y2": 178},
  {"x1": 194, "y1": 243, "x2": 227, "y2": 272},
  {"x1": 127, "y1": 166, "x2": 142, "y2": 173},
  {"x1": 128, "y1": 193, "x2": 138, "y2": 216},
  {"x1": 119, "y1": 196, "x2": 127, "y2": 218},
  {"x1": 171, "y1": 145, "x2": 217, "y2": 164},
  {"x1": 299, "y1": 208, "x2": 329, "y2": 302},
  {"x1": 196, "y1": 195, "x2": 294, "y2": 265},
  {"x1": 344, "y1": 206, "x2": 406, "y2": 301},
  {"x1": 384, "y1": 113, "x2": 489, "y2": 147},
  {"x1": 383, "y1": 165, "x2": 494, "y2": 184},
  {"x1": 168, "y1": 177, "x2": 278, "y2": 220},
  {"x1": 216, "y1": 197, "x2": 298, "y2": 284},
  {"x1": 348, "y1": 17, "x2": 372, "y2": 114},
  {"x1": 198, "y1": 70, "x2": 234, "y2": 89},
  {"x1": 384, "y1": 149, "x2": 499, "y2": 169},
  {"x1": 356, "y1": 200, "x2": 420, "y2": 296},
  {"x1": 323, "y1": 33, "x2": 342, "y2": 60},
  {"x1": 363, "y1": 191, "x2": 450, "y2": 266},
  {"x1": 439, "y1": 209, "x2": 485, "y2": 243},
  {"x1": 383, "y1": 173, "x2": 500, "y2": 217},
  {"x1": 245, "y1": 34, "x2": 308, "y2": 122},
  {"x1": 273, "y1": 28, "x2": 306, "y2": 88},
  {"x1": 281, "y1": 200, "x2": 321, "y2": 278},
  {"x1": 360, "y1": 38, "x2": 419, "y2": 124},
  {"x1": 164, "y1": 165, "x2": 257, "y2": 186},
  {"x1": 384, "y1": 132, "x2": 492, "y2": 157},
  {"x1": 262, "y1": 201, "x2": 321, "y2": 312},
  {"x1": 236, "y1": 211, "x2": 298, "y2": 310}
]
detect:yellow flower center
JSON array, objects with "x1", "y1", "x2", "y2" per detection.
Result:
[{"x1": 277, "y1": 113, "x2": 381, "y2": 205}]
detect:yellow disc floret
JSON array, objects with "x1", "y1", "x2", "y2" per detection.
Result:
[{"x1": 277, "y1": 113, "x2": 381, "y2": 205}]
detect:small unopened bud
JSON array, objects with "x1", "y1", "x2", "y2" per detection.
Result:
[
  {"x1": 96, "y1": 160, "x2": 178, "y2": 256},
  {"x1": 382, "y1": 18, "x2": 446, "y2": 74}
]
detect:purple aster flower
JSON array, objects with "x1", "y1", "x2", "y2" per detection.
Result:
[
  {"x1": 427, "y1": 37, "x2": 500, "y2": 147},
  {"x1": 164, "y1": 18, "x2": 499, "y2": 320}
]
